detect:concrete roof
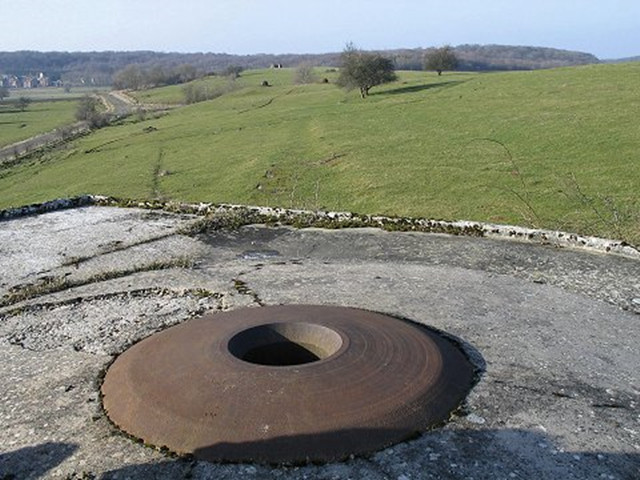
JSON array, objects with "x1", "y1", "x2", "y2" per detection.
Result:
[{"x1": 1, "y1": 205, "x2": 638, "y2": 479}]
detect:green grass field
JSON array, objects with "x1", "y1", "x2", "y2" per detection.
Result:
[
  {"x1": 1, "y1": 63, "x2": 639, "y2": 244},
  {"x1": 0, "y1": 98, "x2": 79, "y2": 147},
  {"x1": 129, "y1": 68, "x2": 336, "y2": 105},
  {"x1": 3, "y1": 86, "x2": 108, "y2": 101}
]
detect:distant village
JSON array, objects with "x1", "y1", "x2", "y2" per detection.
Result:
[{"x1": 0, "y1": 72, "x2": 63, "y2": 89}]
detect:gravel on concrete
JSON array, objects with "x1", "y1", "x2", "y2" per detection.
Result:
[{"x1": 0, "y1": 205, "x2": 638, "y2": 480}]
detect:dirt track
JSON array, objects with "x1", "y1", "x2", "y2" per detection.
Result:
[{"x1": 0, "y1": 91, "x2": 138, "y2": 165}]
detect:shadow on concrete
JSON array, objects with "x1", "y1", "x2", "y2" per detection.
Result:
[
  {"x1": 100, "y1": 459, "x2": 196, "y2": 480},
  {"x1": 192, "y1": 427, "x2": 418, "y2": 464},
  {"x1": 375, "y1": 80, "x2": 467, "y2": 96},
  {"x1": 0, "y1": 442, "x2": 78, "y2": 479},
  {"x1": 98, "y1": 428, "x2": 639, "y2": 479}
]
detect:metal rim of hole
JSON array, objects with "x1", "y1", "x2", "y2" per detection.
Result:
[
  {"x1": 227, "y1": 322, "x2": 344, "y2": 366},
  {"x1": 101, "y1": 305, "x2": 476, "y2": 464}
]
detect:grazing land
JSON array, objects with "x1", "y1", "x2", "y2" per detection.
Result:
[
  {"x1": 0, "y1": 63, "x2": 638, "y2": 244},
  {"x1": 0, "y1": 87, "x2": 111, "y2": 147},
  {"x1": 0, "y1": 98, "x2": 78, "y2": 147},
  {"x1": 1, "y1": 86, "x2": 108, "y2": 101}
]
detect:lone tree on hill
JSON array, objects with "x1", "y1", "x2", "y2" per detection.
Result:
[
  {"x1": 424, "y1": 45, "x2": 459, "y2": 75},
  {"x1": 294, "y1": 63, "x2": 318, "y2": 84},
  {"x1": 337, "y1": 43, "x2": 396, "y2": 98}
]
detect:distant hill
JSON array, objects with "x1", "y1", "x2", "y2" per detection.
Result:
[
  {"x1": 0, "y1": 45, "x2": 604, "y2": 86},
  {"x1": 603, "y1": 55, "x2": 640, "y2": 63},
  {"x1": 451, "y1": 44, "x2": 599, "y2": 70}
]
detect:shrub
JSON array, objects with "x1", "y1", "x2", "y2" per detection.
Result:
[{"x1": 294, "y1": 64, "x2": 318, "y2": 84}]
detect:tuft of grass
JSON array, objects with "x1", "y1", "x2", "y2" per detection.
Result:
[
  {"x1": 0, "y1": 64, "x2": 638, "y2": 244},
  {"x1": 0, "y1": 256, "x2": 195, "y2": 308}
]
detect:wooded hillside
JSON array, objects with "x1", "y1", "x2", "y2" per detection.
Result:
[{"x1": 0, "y1": 45, "x2": 603, "y2": 86}]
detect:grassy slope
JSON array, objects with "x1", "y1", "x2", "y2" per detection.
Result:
[
  {"x1": 129, "y1": 68, "x2": 307, "y2": 105},
  {"x1": 0, "y1": 99, "x2": 78, "y2": 147},
  {"x1": 1, "y1": 64, "x2": 638, "y2": 243}
]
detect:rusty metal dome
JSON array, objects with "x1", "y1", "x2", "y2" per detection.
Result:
[{"x1": 101, "y1": 305, "x2": 475, "y2": 464}]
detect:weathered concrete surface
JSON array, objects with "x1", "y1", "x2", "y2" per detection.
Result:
[{"x1": 0, "y1": 206, "x2": 638, "y2": 480}]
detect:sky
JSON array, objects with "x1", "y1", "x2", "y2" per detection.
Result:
[{"x1": 2, "y1": 0, "x2": 639, "y2": 59}]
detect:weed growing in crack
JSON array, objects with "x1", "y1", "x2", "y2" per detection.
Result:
[
  {"x1": 0, "y1": 257, "x2": 196, "y2": 308},
  {"x1": 232, "y1": 279, "x2": 265, "y2": 306}
]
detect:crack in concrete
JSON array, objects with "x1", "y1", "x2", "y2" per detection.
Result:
[
  {"x1": 0, "y1": 256, "x2": 195, "y2": 309},
  {"x1": 232, "y1": 278, "x2": 265, "y2": 306},
  {"x1": 3, "y1": 288, "x2": 226, "y2": 355},
  {"x1": 58, "y1": 232, "x2": 180, "y2": 269},
  {"x1": 0, "y1": 287, "x2": 222, "y2": 318}
]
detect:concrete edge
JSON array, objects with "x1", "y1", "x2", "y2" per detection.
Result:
[{"x1": 1, "y1": 194, "x2": 638, "y2": 260}]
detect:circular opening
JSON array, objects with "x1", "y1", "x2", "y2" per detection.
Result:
[{"x1": 228, "y1": 322, "x2": 343, "y2": 366}]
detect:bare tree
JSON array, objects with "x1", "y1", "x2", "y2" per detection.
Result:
[
  {"x1": 112, "y1": 64, "x2": 144, "y2": 90},
  {"x1": 177, "y1": 64, "x2": 198, "y2": 83},
  {"x1": 75, "y1": 95, "x2": 108, "y2": 128},
  {"x1": 337, "y1": 43, "x2": 396, "y2": 98},
  {"x1": 294, "y1": 63, "x2": 318, "y2": 84}
]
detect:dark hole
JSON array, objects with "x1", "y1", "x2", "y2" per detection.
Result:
[
  {"x1": 228, "y1": 322, "x2": 343, "y2": 367},
  {"x1": 241, "y1": 341, "x2": 320, "y2": 366}
]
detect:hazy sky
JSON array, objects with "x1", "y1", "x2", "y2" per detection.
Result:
[{"x1": 2, "y1": 0, "x2": 638, "y2": 59}]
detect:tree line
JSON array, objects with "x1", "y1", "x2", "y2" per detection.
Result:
[
  {"x1": 0, "y1": 45, "x2": 600, "y2": 87},
  {"x1": 112, "y1": 63, "x2": 200, "y2": 90}
]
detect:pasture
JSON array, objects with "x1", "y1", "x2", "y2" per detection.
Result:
[
  {"x1": 1, "y1": 63, "x2": 638, "y2": 244},
  {"x1": 0, "y1": 98, "x2": 78, "y2": 147}
]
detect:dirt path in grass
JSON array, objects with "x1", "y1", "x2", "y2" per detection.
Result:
[{"x1": 0, "y1": 91, "x2": 138, "y2": 166}]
